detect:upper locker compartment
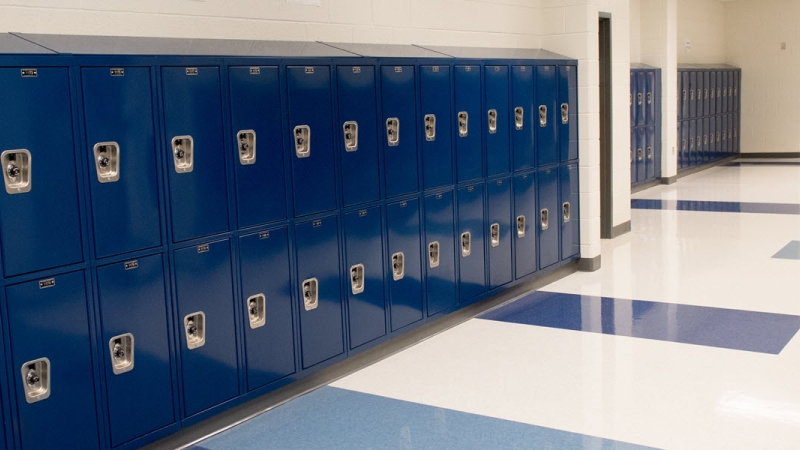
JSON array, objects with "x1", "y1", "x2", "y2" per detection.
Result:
[
  {"x1": 536, "y1": 65, "x2": 559, "y2": 167},
  {"x1": 453, "y1": 65, "x2": 483, "y2": 183},
  {"x1": 559, "y1": 65, "x2": 578, "y2": 162},
  {"x1": 635, "y1": 69, "x2": 646, "y2": 127},
  {"x1": 511, "y1": 65, "x2": 534, "y2": 171},
  {"x1": 419, "y1": 65, "x2": 454, "y2": 190}
]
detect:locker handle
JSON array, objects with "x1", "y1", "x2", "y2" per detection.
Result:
[
  {"x1": 21, "y1": 358, "x2": 50, "y2": 404},
  {"x1": 647, "y1": 93, "x2": 652, "y2": 105},
  {"x1": 516, "y1": 215, "x2": 526, "y2": 238},
  {"x1": 247, "y1": 294, "x2": 266, "y2": 329},
  {"x1": 237, "y1": 130, "x2": 256, "y2": 165},
  {"x1": 697, "y1": 89, "x2": 702, "y2": 100},
  {"x1": 109, "y1": 333, "x2": 135, "y2": 375},
  {"x1": 690, "y1": 137, "x2": 694, "y2": 149},
  {"x1": 350, "y1": 264, "x2": 365, "y2": 295},
  {"x1": 514, "y1": 107, "x2": 524, "y2": 130},
  {"x1": 561, "y1": 103, "x2": 569, "y2": 124},
  {"x1": 302, "y1": 278, "x2": 319, "y2": 311},
  {"x1": 391, "y1": 252, "x2": 405, "y2": 281},
  {"x1": 704, "y1": 88, "x2": 709, "y2": 99},
  {"x1": 637, "y1": 93, "x2": 643, "y2": 105},
  {"x1": 294, "y1": 125, "x2": 311, "y2": 158},
  {"x1": 386, "y1": 118, "x2": 400, "y2": 146},
  {"x1": 428, "y1": 242, "x2": 440, "y2": 268},
  {"x1": 637, "y1": 148, "x2": 643, "y2": 160},
  {"x1": 184, "y1": 312, "x2": 206, "y2": 349},
  {"x1": 540, "y1": 209, "x2": 549, "y2": 230},
  {"x1": 458, "y1": 111, "x2": 469, "y2": 137},
  {"x1": 682, "y1": 90, "x2": 686, "y2": 101},
  {"x1": 2, "y1": 149, "x2": 32, "y2": 194},
  {"x1": 647, "y1": 147, "x2": 653, "y2": 159},
  {"x1": 538, "y1": 105, "x2": 547, "y2": 127},
  {"x1": 487, "y1": 109, "x2": 498, "y2": 134},
  {"x1": 343, "y1": 121, "x2": 358, "y2": 152},
  {"x1": 629, "y1": 93, "x2": 632, "y2": 106},
  {"x1": 424, "y1": 114, "x2": 436, "y2": 141},
  {"x1": 630, "y1": 150, "x2": 633, "y2": 163},
  {"x1": 690, "y1": 90, "x2": 694, "y2": 101},
  {"x1": 563, "y1": 202, "x2": 571, "y2": 223},
  {"x1": 171, "y1": 136, "x2": 194, "y2": 173},
  {"x1": 490, "y1": 223, "x2": 500, "y2": 247},
  {"x1": 93, "y1": 142, "x2": 120, "y2": 182},
  {"x1": 461, "y1": 231, "x2": 471, "y2": 257}
]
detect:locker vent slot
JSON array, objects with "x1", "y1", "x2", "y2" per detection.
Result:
[
  {"x1": 184, "y1": 312, "x2": 206, "y2": 350},
  {"x1": 171, "y1": 136, "x2": 194, "y2": 173},
  {"x1": 428, "y1": 242, "x2": 440, "y2": 268},
  {"x1": 350, "y1": 264, "x2": 365, "y2": 295},
  {"x1": 2, "y1": 149, "x2": 32, "y2": 194},
  {"x1": 490, "y1": 223, "x2": 500, "y2": 247},
  {"x1": 237, "y1": 130, "x2": 256, "y2": 165},
  {"x1": 541, "y1": 209, "x2": 549, "y2": 230},
  {"x1": 561, "y1": 103, "x2": 569, "y2": 124},
  {"x1": 386, "y1": 118, "x2": 399, "y2": 146},
  {"x1": 343, "y1": 121, "x2": 358, "y2": 152},
  {"x1": 563, "y1": 202, "x2": 571, "y2": 223},
  {"x1": 391, "y1": 252, "x2": 405, "y2": 281},
  {"x1": 487, "y1": 109, "x2": 497, "y2": 134},
  {"x1": 516, "y1": 215, "x2": 526, "y2": 238},
  {"x1": 302, "y1": 278, "x2": 319, "y2": 311},
  {"x1": 21, "y1": 358, "x2": 50, "y2": 403},
  {"x1": 461, "y1": 231, "x2": 471, "y2": 257},
  {"x1": 538, "y1": 105, "x2": 547, "y2": 127},
  {"x1": 93, "y1": 142, "x2": 120, "y2": 183},
  {"x1": 294, "y1": 125, "x2": 311, "y2": 158},
  {"x1": 458, "y1": 111, "x2": 468, "y2": 137},
  {"x1": 424, "y1": 114, "x2": 436, "y2": 141},
  {"x1": 514, "y1": 107, "x2": 524, "y2": 130},
  {"x1": 109, "y1": 333, "x2": 135, "y2": 375},
  {"x1": 247, "y1": 294, "x2": 266, "y2": 329}
]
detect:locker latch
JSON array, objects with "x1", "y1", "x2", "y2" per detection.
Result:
[
  {"x1": 538, "y1": 105, "x2": 547, "y2": 127},
  {"x1": 461, "y1": 232, "x2": 471, "y2": 257},
  {"x1": 690, "y1": 90, "x2": 694, "y2": 101},
  {"x1": 682, "y1": 139, "x2": 687, "y2": 151},
  {"x1": 294, "y1": 125, "x2": 311, "y2": 158},
  {"x1": 637, "y1": 93, "x2": 643, "y2": 105},
  {"x1": 630, "y1": 150, "x2": 633, "y2": 163},
  {"x1": 184, "y1": 312, "x2": 206, "y2": 350},
  {"x1": 728, "y1": 129, "x2": 732, "y2": 139},
  {"x1": 711, "y1": 89, "x2": 715, "y2": 99},
  {"x1": 717, "y1": 87, "x2": 721, "y2": 98},
  {"x1": 683, "y1": 90, "x2": 687, "y2": 100},
  {"x1": 386, "y1": 118, "x2": 400, "y2": 146},
  {"x1": 728, "y1": 87, "x2": 732, "y2": 97},
  {"x1": 514, "y1": 107, "x2": 524, "y2": 130},
  {"x1": 629, "y1": 93, "x2": 632, "y2": 106},
  {"x1": 487, "y1": 109, "x2": 498, "y2": 134},
  {"x1": 490, "y1": 223, "x2": 500, "y2": 247},
  {"x1": 458, "y1": 111, "x2": 468, "y2": 137},
  {"x1": 697, "y1": 89, "x2": 701, "y2": 101},
  {"x1": 93, "y1": 142, "x2": 120, "y2": 183},
  {"x1": 647, "y1": 147, "x2": 653, "y2": 159},
  {"x1": 109, "y1": 333, "x2": 134, "y2": 375},
  {"x1": 247, "y1": 294, "x2": 266, "y2": 329},
  {"x1": 424, "y1": 114, "x2": 436, "y2": 141},
  {"x1": 302, "y1": 278, "x2": 319, "y2": 311},
  {"x1": 563, "y1": 202, "x2": 571, "y2": 223},
  {"x1": 350, "y1": 264, "x2": 365, "y2": 295},
  {"x1": 561, "y1": 103, "x2": 569, "y2": 124},
  {"x1": 637, "y1": 148, "x2": 643, "y2": 160},
  {"x1": 698, "y1": 134, "x2": 702, "y2": 148},
  {"x1": 2, "y1": 149, "x2": 32, "y2": 194},
  {"x1": 171, "y1": 136, "x2": 194, "y2": 173},
  {"x1": 704, "y1": 88, "x2": 709, "y2": 99},
  {"x1": 540, "y1": 209, "x2": 549, "y2": 230},
  {"x1": 690, "y1": 137, "x2": 694, "y2": 149},
  {"x1": 343, "y1": 121, "x2": 358, "y2": 152},
  {"x1": 428, "y1": 242, "x2": 440, "y2": 268},
  {"x1": 516, "y1": 215, "x2": 526, "y2": 238},
  {"x1": 237, "y1": 130, "x2": 256, "y2": 165},
  {"x1": 717, "y1": 132, "x2": 721, "y2": 142},
  {"x1": 21, "y1": 358, "x2": 50, "y2": 403},
  {"x1": 647, "y1": 93, "x2": 652, "y2": 105},
  {"x1": 391, "y1": 252, "x2": 405, "y2": 281}
]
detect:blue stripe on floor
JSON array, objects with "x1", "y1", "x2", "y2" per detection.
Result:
[
  {"x1": 722, "y1": 162, "x2": 800, "y2": 167},
  {"x1": 773, "y1": 241, "x2": 800, "y2": 260},
  {"x1": 479, "y1": 291, "x2": 800, "y2": 355},
  {"x1": 190, "y1": 386, "x2": 657, "y2": 450},
  {"x1": 631, "y1": 199, "x2": 800, "y2": 215}
]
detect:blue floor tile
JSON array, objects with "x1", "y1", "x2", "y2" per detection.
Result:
[
  {"x1": 479, "y1": 291, "x2": 800, "y2": 354},
  {"x1": 773, "y1": 241, "x2": 800, "y2": 260},
  {"x1": 192, "y1": 386, "x2": 658, "y2": 450},
  {"x1": 631, "y1": 199, "x2": 800, "y2": 215}
]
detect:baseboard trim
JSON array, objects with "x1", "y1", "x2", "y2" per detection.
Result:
[
  {"x1": 738, "y1": 152, "x2": 800, "y2": 159},
  {"x1": 660, "y1": 175, "x2": 677, "y2": 185},
  {"x1": 609, "y1": 220, "x2": 631, "y2": 239},
  {"x1": 677, "y1": 155, "x2": 738, "y2": 179},
  {"x1": 578, "y1": 255, "x2": 601, "y2": 272},
  {"x1": 631, "y1": 179, "x2": 661, "y2": 193}
]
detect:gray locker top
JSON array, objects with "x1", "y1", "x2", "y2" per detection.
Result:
[
  {"x1": 418, "y1": 45, "x2": 572, "y2": 61},
  {"x1": 630, "y1": 63, "x2": 659, "y2": 70},
  {"x1": 0, "y1": 33, "x2": 55, "y2": 54},
  {"x1": 678, "y1": 63, "x2": 739, "y2": 70},
  {"x1": 14, "y1": 33, "x2": 360, "y2": 57},
  {"x1": 320, "y1": 42, "x2": 450, "y2": 58}
]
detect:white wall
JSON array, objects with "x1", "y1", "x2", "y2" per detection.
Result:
[
  {"x1": 677, "y1": 0, "x2": 725, "y2": 64},
  {"x1": 725, "y1": 0, "x2": 799, "y2": 154},
  {"x1": 630, "y1": 0, "x2": 641, "y2": 63}
]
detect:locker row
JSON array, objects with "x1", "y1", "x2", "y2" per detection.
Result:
[
  {"x1": 678, "y1": 114, "x2": 739, "y2": 170},
  {"x1": 630, "y1": 66, "x2": 661, "y2": 186},
  {"x1": 678, "y1": 65, "x2": 741, "y2": 120}
]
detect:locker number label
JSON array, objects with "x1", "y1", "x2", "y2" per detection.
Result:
[
  {"x1": 313, "y1": 220, "x2": 322, "y2": 227},
  {"x1": 39, "y1": 278, "x2": 55, "y2": 289},
  {"x1": 197, "y1": 244, "x2": 210, "y2": 253},
  {"x1": 250, "y1": 67, "x2": 261, "y2": 75},
  {"x1": 305, "y1": 67, "x2": 314, "y2": 74},
  {"x1": 395, "y1": 67, "x2": 403, "y2": 73},
  {"x1": 186, "y1": 68, "x2": 199, "y2": 76},
  {"x1": 432, "y1": 66, "x2": 439, "y2": 72},
  {"x1": 359, "y1": 210, "x2": 368, "y2": 217},
  {"x1": 110, "y1": 68, "x2": 125, "y2": 76},
  {"x1": 21, "y1": 69, "x2": 37, "y2": 77},
  {"x1": 124, "y1": 260, "x2": 139, "y2": 270},
  {"x1": 259, "y1": 231, "x2": 270, "y2": 239},
  {"x1": 352, "y1": 67, "x2": 361, "y2": 73}
]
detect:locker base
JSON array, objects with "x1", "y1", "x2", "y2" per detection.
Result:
[
  {"x1": 578, "y1": 255, "x2": 602, "y2": 272},
  {"x1": 661, "y1": 175, "x2": 678, "y2": 185},
  {"x1": 631, "y1": 178, "x2": 662, "y2": 194},
  {"x1": 677, "y1": 155, "x2": 737, "y2": 179}
]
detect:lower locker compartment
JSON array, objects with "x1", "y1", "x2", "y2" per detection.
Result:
[
  {"x1": 6, "y1": 270, "x2": 101, "y2": 450},
  {"x1": 688, "y1": 120, "x2": 697, "y2": 167},
  {"x1": 238, "y1": 226, "x2": 296, "y2": 391},
  {"x1": 424, "y1": 191, "x2": 457, "y2": 316},
  {"x1": 487, "y1": 178, "x2": 512, "y2": 289},
  {"x1": 456, "y1": 184, "x2": 486, "y2": 303},
  {"x1": 560, "y1": 163, "x2": 580, "y2": 260},
  {"x1": 646, "y1": 126, "x2": 656, "y2": 180},
  {"x1": 635, "y1": 127, "x2": 646, "y2": 182},
  {"x1": 344, "y1": 207, "x2": 387, "y2": 349},
  {"x1": 174, "y1": 239, "x2": 239, "y2": 417},
  {"x1": 630, "y1": 128, "x2": 637, "y2": 183},
  {"x1": 513, "y1": 171, "x2": 537, "y2": 279},
  {"x1": 96, "y1": 254, "x2": 176, "y2": 447},
  {"x1": 386, "y1": 199, "x2": 424, "y2": 331},
  {"x1": 537, "y1": 166, "x2": 560, "y2": 269},
  {"x1": 703, "y1": 118, "x2": 711, "y2": 163}
]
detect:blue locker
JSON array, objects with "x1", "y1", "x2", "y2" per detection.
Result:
[
  {"x1": 0, "y1": 371, "x2": 5, "y2": 450},
  {"x1": 386, "y1": 199, "x2": 423, "y2": 331},
  {"x1": 487, "y1": 178, "x2": 512, "y2": 288},
  {"x1": 82, "y1": 67, "x2": 162, "y2": 259},
  {"x1": 229, "y1": 66, "x2": 287, "y2": 227},
  {"x1": 238, "y1": 226, "x2": 295, "y2": 391},
  {"x1": 343, "y1": 207, "x2": 386, "y2": 349},
  {"x1": 709, "y1": 71, "x2": 717, "y2": 116},
  {"x1": 696, "y1": 71, "x2": 704, "y2": 118},
  {"x1": 728, "y1": 114, "x2": 734, "y2": 154},
  {"x1": 454, "y1": 65, "x2": 483, "y2": 183},
  {"x1": 560, "y1": 163, "x2": 580, "y2": 260},
  {"x1": 536, "y1": 65, "x2": 558, "y2": 166},
  {"x1": 715, "y1": 71, "x2": 723, "y2": 114},
  {"x1": 0, "y1": 67, "x2": 83, "y2": 277},
  {"x1": 734, "y1": 70, "x2": 740, "y2": 112},
  {"x1": 630, "y1": 71, "x2": 637, "y2": 126},
  {"x1": 513, "y1": 171, "x2": 537, "y2": 279},
  {"x1": 456, "y1": 184, "x2": 485, "y2": 302},
  {"x1": 689, "y1": 120, "x2": 697, "y2": 167},
  {"x1": 420, "y1": 65, "x2": 454, "y2": 189},
  {"x1": 636, "y1": 71, "x2": 646, "y2": 127},
  {"x1": 679, "y1": 71, "x2": 689, "y2": 120},
  {"x1": 287, "y1": 66, "x2": 336, "y2": 217},
  {"x1": 97, "y1": 254, "x2": 175, "y2": 447},
  {"x1": 485, "y1": 65, "x2": 510, "y2": 176},
  {"x1": 424, "y1": 191, "x2": 457, "y2": 316},
  {"x1": 174, "y1": 239, "x2": 238, "y2": 417},
  {"x1": 537, "y1": 166, "x2": 559, "y2": 269},
  {"x1": 646, "y1": 126, "x2": 656, "y2": 180},
  {"x1": 703, "y1": 117, "x2": 711, "y2": 163},
  {"x1": 382, "y1": 65, "x2": 419, "y2": 198},
  {"x1": 679, "y1": 122, "x2": 687, "y2": 169},
  {"x1": 161, "y1": 66, "x2": 229, "y2": 243},
  {"x1": 688, "y1": 71, "x2": 697, "y2": 119},
  {"x1": 295, "y1": 215, "x2": 343, "y2": 368},
  {"x1": 635, "y1": 127, "x2": 646, "y2": 183},
  {"x1": 696, "y1": 120, "x2": 703, "y2": 166},
  {"x1": 722, "y1": 71, "x2": 730, "y2": 113},
  {"x1": 6, "y1": 271, "x2": 100, "y2": 449},
  {"x1": 721, "y1": 114, "x2": 728, "y2": 155},
  {"x1": 630, "y1": 128, "x2": 637, "y2": 181},
  {"x1": 703, "y1": 71, "x2": 710, "y2": 116},
  {"x1": 337, "y1": 65, "x2": 380, "y2": 207},
  {"x1": 559, "y1": 65, "x2": 578, "y2": 162},
  {"x1": 734, "y1": 113, "x2": 739, "y2": 153},
  {"x1": 512, "y1": 65, "x2": 535, "y2": 171},
  {"x1": 709, "y1": 117, "x2": 717, "y2": 158},
  {"x1": 645, "y1": 70, "x2": 656, "y2": 126}
]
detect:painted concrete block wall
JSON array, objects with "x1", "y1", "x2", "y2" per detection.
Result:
[
  {"x1": 630, "y1": 0, "x2": 641, "y2": 63},
  {"x1": 677, "y1": 0, "x2": 725, "y2": 64},
  {"x1": 726, "y1": 0, "x2": 799, "y2": 154}
]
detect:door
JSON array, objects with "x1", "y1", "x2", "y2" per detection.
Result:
[
  {"x1": 636, "y1": 70, "x2": 646, "y2": 127},
  {"x1": 456, "y1": 184, "x2": 485, "y2": 302},
  {"x1": 695, "y1": 70, "x2": 704, "y2": 118},
  {"x1": 386, "y1": 199, "x2": 423, "y2": 331},
  {"x1": 536, "y1": 65, "x2": 558, "y2": 167},
  {"x1": 382, "y1": 65, "x2": 419, "y2": 198},
  {"x1": 485, "y1": 65, "x2": 510, "y2": 176},
  {"x1": 715, "y1": 72, "x2": 723, "y2": 114},
  {"x1": 630, "y1": 71, "x2": 637, "y2": 126},
  {"x1": 722, "y1": 71, "x2": 729, "y2": 113},
  {"x1": 636, "y1": 127, "x2": 646, "y2": 182},
  {"x1": 703, "y1": 71, "x2": 711, "y2": 116},
  {"x1": 424, "y1": 191, "x2": 457, "y2": 316},
  {"x1": 513, "y1": 171, "x2": 537, "y2": 279},
  {"x1": 537, "y1": 166, "x2": 559, "y2": 269},
  {"x1": 487, "y1": 178, "x2": 512, "y2": 288},
  {"x1": 511, "y1": 65, "x2": 534, "y2": 171},
  {"x1": 631, "y1": 127, "x2": 637, "y2": 181},
  {"x1": 646, "y1": 126, "x2": 656, "y2": 180},
  {"x1": 680, "y1": 71, "x2": 690, "y2": 120},
  {"x1": 688, "y1": 120, "x2": 697, "y2": 167},
  {"x1": 560, "y1": 163, "x2": 580, "y2": 260},
  {"x1": 702, "y1": 117, "x2": 711, "y2": 163},
  {"x1": 420, "y1": 65, "x2": 454, "y2": 190},
  {"x1": 645, "y1": 70, "x2": 656, "y2": 126},
  {"x1": 559, "y1": 65, "x2": 578, "y2": 162},
  {"x1": 689, "y1": 71, "x2": 697, "y2": 119},
  {"x1": 454, "y1": 65, "x2": 483, "y2": 183}
]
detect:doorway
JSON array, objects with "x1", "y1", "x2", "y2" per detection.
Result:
[{"x1": 599, "y1": 16, "x2": 613, "y2": 238}]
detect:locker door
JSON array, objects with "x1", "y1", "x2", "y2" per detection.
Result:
[
  {"x1": 0, "y1": 384, "x2": 5, "y2": 450},
  {"x1": 709, "y1": 71, "x2": 717, "y2": 116},
  {"x1": 696, "y1": 120, "x2": 704, "y2": 166},
  {"x1": 696, "y1": 71, "x2": 704, "y2": 118},
  {"x1": 679, "y1": 122, "x2": 688, "y2": 169},
  {"x1": 560, "y1": 163, "x2": 579, "y2": 260},
  {"x1": 386, "y1": 199, "x2": 423, "y2": 331},
  {"x1": 456, "y1": 184, "x2": 485, "y2": 302},
  {"x1": 723, "y1": 71, "x2": 731, "y2": 113},
  {"x1": 343, "y1": 207, "x2": 386, "y2": 349},
  {"x1": 721, "y1": 114, "x2": 728, "y2": 155},
  {"x1": 0, "y1": 67, "x2": 83, "y2": 277},
  {"x1": 734, "y1": 70, "x2": 740, "y2": 112},
  {"x1": 559, "y1": 65, "x2": 578, "y2": 162},
  {"x1": 97, "y1": 254, "x2": 175, "y2": 447},
  {"x1": 636, "y1": 71, "x2": 647, "y2": 127},
  {"x1": 646, "y1": 126, "x2": 656, "y2": 180},
  {"x1": 537, "y1": 166, "x2": 559, "y2": 269},
  {"x1": 703, "y1": 117, "x2": 711, "y2": 163},
  {"x1": 174, "y1": 239, "x2": 238, "y2": 417},
  {"x1": 424, "y1": 191, "x2": 457, "y2": 316},
  {"x1": 631, "y1": 128, "x2": 637, "y2": 181},
  {"x1": 420, "y1": 65, "x2": 454, "y2": 189},
  {"x1": 679, "y1": 71, "x2": 689, "y2": 120},
  {"x1": 295, "y1": 216, "x2": 343, "y2": 368},
  {"x1": 454, "y1": 65, "x2": 483, "y2": 183},
  {"x1": 636, "y1": 127, "x2": 646, "y2": 183},
  {"x1": 337, "y1": 65, "x2": 380, "y2": 207},
  {"x1": 688, "y1": 71, "x2": 697, "y2": 119},
  {"x1": 287, "y1": 66, "x2": 336, "y2": 217},
  {"x1": 485, "y1": 65, "x2": 510, "y2": 176},
  {"x1": 6, "y1": 271, "x2": 100, "y2": 450},
  {"x1": 703, "y1": 71, "x2": 710, "y2": 116},
  {"x1": 239, "y1": 227, "x2": 295, "y2": 391},
  {"x1": 727, "y1": 114, "x2": 734, "y2": 154},
  {"x1": 536, "y1": 65, "x2": 558, "y2": 166},
  {"x1": 688, "y1": 120, "x2": 697, "y2": 167},
  {"x1": 630, "y1": 71, "x2": 637, "y2": 126},
  {"x1": 513, "y1": 171, "x2": 537, "y2": 279},
  {"x1": 715, "y1": 72, "x2": 723, "y2": 114},
  {"x1": 487, "y1": 178, "x2": 512, "y2": 288},
  {"x1": 512, "y1": 66, "x2": 535, "y2": 171},
  {"x1": 382, "y1": 66, "x2": 419, "y2": 198},
  {"x1": 645, "y1": 70, "x2": 656, "y2": 126},
  {"x1": 709, "y1": 117, "x2": 717, "y2": 159},
  {"x1": 162, "y1": 66, "x2": 228, "y2": 243},
  {"x1": 82, "y1": 67, "x2": 162, "y2": 259},
  {"x1": 734, "y1": 113, "x2": 740, "y2": 153},
  {"x1": 229, "y1": 66, "x2": 287, "y2": 227}
]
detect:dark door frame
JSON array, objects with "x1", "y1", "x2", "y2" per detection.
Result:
[{"x1": 599, "y1": 14, "x2": 613, "y2": 239}]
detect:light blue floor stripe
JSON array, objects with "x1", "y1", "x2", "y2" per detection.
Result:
[
  {"x1": 190, "y1": 386, "x2": 659, "y2": 450},
  {"x1": 773, "y1": 241, "x2": 800, "y2": 260}
]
